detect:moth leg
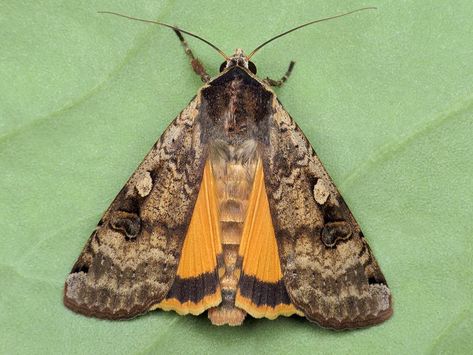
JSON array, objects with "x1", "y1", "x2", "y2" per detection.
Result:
[
  {"x1": 174, "y1": 29, "x2": 210, "y2": 83},
  {"x1": 264, "y1": 61, "x2": 296, "y2": 87}
]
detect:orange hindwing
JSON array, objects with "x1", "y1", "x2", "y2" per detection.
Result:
[{"x1": 235, "y1": 160, "x2": 302, "y2": 319}]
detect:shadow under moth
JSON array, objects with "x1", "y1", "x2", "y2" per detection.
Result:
[{"x1": 64, "y1": 8, "x2": 392, "y2": 329}]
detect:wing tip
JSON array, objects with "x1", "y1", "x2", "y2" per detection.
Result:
[
  {"x1": 304, "y1": 292, "x2": 394, "y2": 330},
  {"x1": 308, "y1": 306, "x2": 393, "y2": 330},
  {"x1": 63, "y1": 274, "x2": 156, "y2": 320}
]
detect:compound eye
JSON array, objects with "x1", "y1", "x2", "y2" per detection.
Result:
[
  {"x1": 248, "y1": 61, "x2": 257, "y2": 74},
  {"x1": 219, "y1": 62, "x2": 227, "y2": 72}
]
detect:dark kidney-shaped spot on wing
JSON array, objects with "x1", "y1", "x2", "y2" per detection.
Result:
[
  {"x1": 321, "y1": 221, "x2": 353, "y2": 247},
  {"x1": 109, "y1": 211, "x2": 142, "y2": 240}
]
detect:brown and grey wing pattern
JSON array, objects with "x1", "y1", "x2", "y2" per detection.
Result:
[
  {"x1": 261, "y1": 99, "x2": 392, "y2": 329},
  {"x1": 64, "y1": 97, "x2": 208, "y2": 319}
]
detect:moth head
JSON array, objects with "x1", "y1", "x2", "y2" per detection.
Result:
[
  {"x1": 219, "y1": 48, "x2": 257, "y2": 74},
  {"x1": 98, "y1": 8, "x2": 376, "y2": 78}
]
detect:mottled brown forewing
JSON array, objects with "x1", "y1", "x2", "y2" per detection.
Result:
[
  {"x1": 64, "y1": 97, "x2": 209, "y2": 319},
  {"x1": 261, "y1": 98, "x2": 392, "y2": 329}
]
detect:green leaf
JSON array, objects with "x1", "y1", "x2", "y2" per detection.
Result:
[{"x1": 1, "y1": 1, "x2": 472, "y2": 354}]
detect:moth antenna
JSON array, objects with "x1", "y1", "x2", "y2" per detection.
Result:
[
  {"x1": 98, "y1": 11, "x2": 229, "y2": 60},
  {"x1": 247, "y1": 7, "x2": 377, "y2": 59}
]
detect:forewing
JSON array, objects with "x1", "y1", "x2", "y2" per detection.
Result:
[
  {"x1": 64, "y1": 97, "x2": 208, "y2": 319},
  {"x1": 155, "y1": 160, "x2": 223, "y2": 315},
  {"x1": 262, "y1": 99, "x2": 392, "y2": 329}
]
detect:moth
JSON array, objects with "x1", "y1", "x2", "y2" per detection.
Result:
[{"x1": 64, "y1": 8, "x2": 392, "y2": 329}]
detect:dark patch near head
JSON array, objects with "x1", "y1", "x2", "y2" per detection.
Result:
[
  {"x1": 238, "y1": 273, "x2": 292, "y2": 308},
  {"x1": 321, "y1": 221, "x2": 353, "y2": 247},
  {"x1": 164, "y1": 271, "x2": 219, "y2": 303},
  {"x1": 200, "y1": 67, "x2": 273, "y2": 144}
]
